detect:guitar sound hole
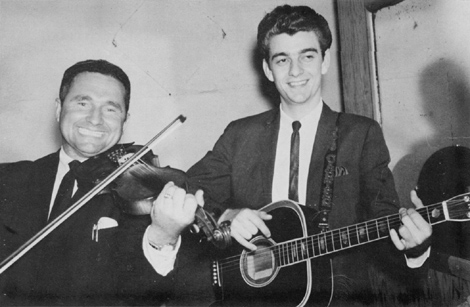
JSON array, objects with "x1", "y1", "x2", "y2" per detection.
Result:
[{"x1": 240, "y1": 236, "x2": 279, "y2": 288}]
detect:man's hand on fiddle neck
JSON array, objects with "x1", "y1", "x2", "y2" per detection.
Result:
[{"x1": 148, "y1": 182, "x2": 203, "y2": 246}]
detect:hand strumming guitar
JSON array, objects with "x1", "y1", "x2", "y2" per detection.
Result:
[{"x1": 219, "y1": 208, "x2": 272, "y2": 250}]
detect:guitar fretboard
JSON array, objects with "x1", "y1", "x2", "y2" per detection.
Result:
[{"x1": 274, "y1": 196, "x2": 469, "y2": 267}]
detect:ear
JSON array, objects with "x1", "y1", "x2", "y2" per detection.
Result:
[
  {"x1": 321, "y1": 49, "x2": 331, "y2": 75},
  {"x1": 123, "y1": 113, "x2": 130, "y2": 131},
  {"x1": 262, "y1": 59, "x2": 274, "y2": 82},
  {"x1": 55, "y1": 98, "x2": 62, "y2": 122}
]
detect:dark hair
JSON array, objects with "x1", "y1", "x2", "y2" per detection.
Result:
[
  {"x1": 59, "y1": 59, "x2": 131, "y2": 112},
  {"x1": 257, "y1": 5, "x2": 332, "y2": 62}
]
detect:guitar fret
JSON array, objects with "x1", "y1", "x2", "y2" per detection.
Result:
[
  {"x1": 426, "y1": 206, "x2": 431, "y2": 224},
  {"x1": 301, "y1": 238, "x2": 308, "y2": 259},
  {"x1": 367, "y1": 221, "x2": 377, "y2": 240},
  {"x1": 378, "y1": 217, "x2": 388, "y2": 238},
  {"x1": 284, "y1": 243, "x2": 288, "y2": 265},
  {"x1": 347, "y1": 227, "x2": 351, "y2": 246},
  {"x1": 279, "y1": 243, "x2": 285, "y2": 266},
  {"x1": 375, "y1": 220, "x2": 380, "y2": 238},
  {"x1": 325, "y1": 232, "x2": 333, "y2": 253},
  {"x1": 284, "y1": 242, "x2": 289, "y2": 264},
  {"x1": 275, "y1": 245, "x2": 280, "y2": 267},
  {"x1": 357, "y1": 223, "x2": 367, "y2": 244},
  {"x1": 320, "y1": 233, "x2": 327, "y2": 254},
  {"x1": 298, "y1": 240, "x2": 302, "y2": 260},
  {"x1": 332, "y1": 229, "x2": 341, "y2": 250},
  {"x1": 366, "y1": 222, "x2": 370, "y2": 241},
  {"x1": 283, "y1": 242, "x2": 289, "y2": 264},
  {"x1": 291, "y1": 241, "x2": 296, "y2": 263},
  {"x1": 312, "y1": 236, "x2": 320, "y2": 256},
  {"x1": 345, "y1": 228, "x2": 350, "y2": 247},
  {"x1": 349, "y1": 225, "x2": 359, "y2": 246}
]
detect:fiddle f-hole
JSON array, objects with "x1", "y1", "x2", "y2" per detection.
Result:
[{"x1": 240, "y1": 236, "x2": 278, "y2": 288}]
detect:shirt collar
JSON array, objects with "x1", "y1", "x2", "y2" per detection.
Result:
[
  {"x1": 279, "y1": 100, "x2": 323, "y2": 130},
  {"x1": 59, "y1": 147, "x2": 89, "y2": 169},
  {"x1": 59, "y1": 148, "x2": 75, "y2": 170}
]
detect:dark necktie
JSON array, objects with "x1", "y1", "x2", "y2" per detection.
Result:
[
  {"x1": 289, "y1": 121, "x2": 301, "y2": 202},
  {"x1": 48, "y1": 160, "x2": 80, "y2": 222}
]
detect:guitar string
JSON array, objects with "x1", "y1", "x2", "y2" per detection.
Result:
[{"x1": 216, "y1": 198, "x2": 469, "y2": 273}]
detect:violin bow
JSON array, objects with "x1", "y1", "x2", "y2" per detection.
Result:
[{"x1": 0, "y1": 115, "x2": 186, "y2": 275}]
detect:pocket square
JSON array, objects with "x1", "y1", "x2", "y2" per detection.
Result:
[
  {"x1": 92, "y1": 217, "x2": 118, "y2": 242},
  {"x1": 97, "y1": 217, "x2": 118, "y2": 229},
  {"x1": 335, "y1": 166, "x2": 349, "y2": 177}
]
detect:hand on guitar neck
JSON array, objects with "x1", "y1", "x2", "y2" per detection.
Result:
[{"x1": 389, "y1": 190, "x2": 432, "y2": 260}]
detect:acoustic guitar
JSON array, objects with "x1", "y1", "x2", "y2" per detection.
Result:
[{"x1": 210, "y1": 195, "x2": 470, "y2": 306}]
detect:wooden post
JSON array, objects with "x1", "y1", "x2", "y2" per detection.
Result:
[{"x1": 336, "y1": 0, "x2": 375, "y2": 119}]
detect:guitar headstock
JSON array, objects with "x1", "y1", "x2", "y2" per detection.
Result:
[{"x1": 444, "y1": 192, "x2": 470, "y2": 222}]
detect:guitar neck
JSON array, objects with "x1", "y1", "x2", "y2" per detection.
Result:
[{"x1": 274, "y1": 200, "x2": 454, "y2": 267}]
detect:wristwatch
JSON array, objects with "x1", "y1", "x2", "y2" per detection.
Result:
[{"x1": 148, "y1": 240, "x2": 177, "y2": 252}]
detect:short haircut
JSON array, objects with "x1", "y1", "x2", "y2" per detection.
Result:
[
  {"x1": 59, "y1": 59, "x2": 131, "y2": 112},
  {"x1": 257, "y1": 5, "x2": 332, "y2": 62}
]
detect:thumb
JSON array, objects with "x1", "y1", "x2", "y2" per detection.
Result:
[
  {"x1": 410, "y1": 189, "x2": 424, "y2": 209},
  {"x1": 195, "y1": 189, "x2": 205, "y2": 208}
]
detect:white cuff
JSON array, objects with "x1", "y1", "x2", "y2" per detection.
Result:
[
  {"x1": 405, "y1": 246, "x2": 431, "y2": 268},
  {"x1": 142, "y1": 226, "x2": 181, "y2": 276}
]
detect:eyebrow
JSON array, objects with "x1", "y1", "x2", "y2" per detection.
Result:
[
  {"x1": 71, "y1": 95, "x2": 91, "y2": 101},
  {"x1": 271, "y1": 47, "x2": 319, "y2": 61}
]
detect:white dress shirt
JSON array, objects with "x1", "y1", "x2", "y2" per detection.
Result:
[{"x1": 272, "y1": 102, "x2": 323, "y2": 205}]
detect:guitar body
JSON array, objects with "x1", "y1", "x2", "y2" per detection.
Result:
[
  {"x1": 211, "y1": 200, "x2": 331, "y2": 307},
  {"x1": 210, "y1": 194, "x2": 470, "y2": 307}
]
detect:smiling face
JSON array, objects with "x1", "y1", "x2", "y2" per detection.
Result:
[
  {"x1": 56, "y1": 72, "x2": 128, "y2": 160},
  {"x1": 263, "y1": 31, "x2": 330, "y2": 116}
]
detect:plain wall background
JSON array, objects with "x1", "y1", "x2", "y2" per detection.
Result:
[
  {"x1": 375, "y1": 0, "x2": 470, "y2": 206},
  {"x1": 2, "y1": 0, "x2": 470, "y2": 209},
  {"x1": 0, "y1": 0, "x2": 341, "y2": 171}
]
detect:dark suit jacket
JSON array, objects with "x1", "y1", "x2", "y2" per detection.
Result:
[
  {"x1": 187, "y1": 104, "x2": 399, "y2": 221},
  {"x1": 187, "y1": 104, "x2": 426, "y2": 305},
  {"x1": 0, "y1": 150, "x2": 212, "y2": 306}
]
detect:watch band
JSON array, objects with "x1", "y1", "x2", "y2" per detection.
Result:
[{"x1": 148, "y1": 240, "x2": 177, "y2": 252}]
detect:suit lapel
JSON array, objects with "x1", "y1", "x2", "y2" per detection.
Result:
[
  {"x1": 259, "y1": 109, "x2": 280, "y2": 205},
  {"x1": 306, "y1": 103, "x2": 338, "y2": 209},
  {"x1": 31, "y1": 151, "x2": 60, "y2": 226}
]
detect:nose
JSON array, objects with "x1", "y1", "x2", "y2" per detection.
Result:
[
  {"x1": 289, "y1": 60, "x2": 304, "y2": 77},
  {"x1": 86, "y1": 106, "x2": 104, "y2": 125},
  {"x1": 289, "y1": 59, "x2": 303, "y2": 77}
]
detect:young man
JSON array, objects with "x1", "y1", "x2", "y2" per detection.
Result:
[
  {"x1": 0, "y1": 59, "x2": 206, "y2": 306},
  {"x1": 187, "y1": 5, "x2": 431, "y2": 306}
]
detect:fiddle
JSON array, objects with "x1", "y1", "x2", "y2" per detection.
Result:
[
  {"x1": 74, "y1": 143, "x2": 187, "y2": 215},
  {"x1": 75, "y1": 142, "x2": 232, "y2": 249}
]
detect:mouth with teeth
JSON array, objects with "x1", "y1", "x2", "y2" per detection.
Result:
[
  {"x1": 78, "y1": 127, "x2": 106, "y2": 138},
  {"x1": 288, "y1": 80, "x2": 308, "y2": 87}
]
